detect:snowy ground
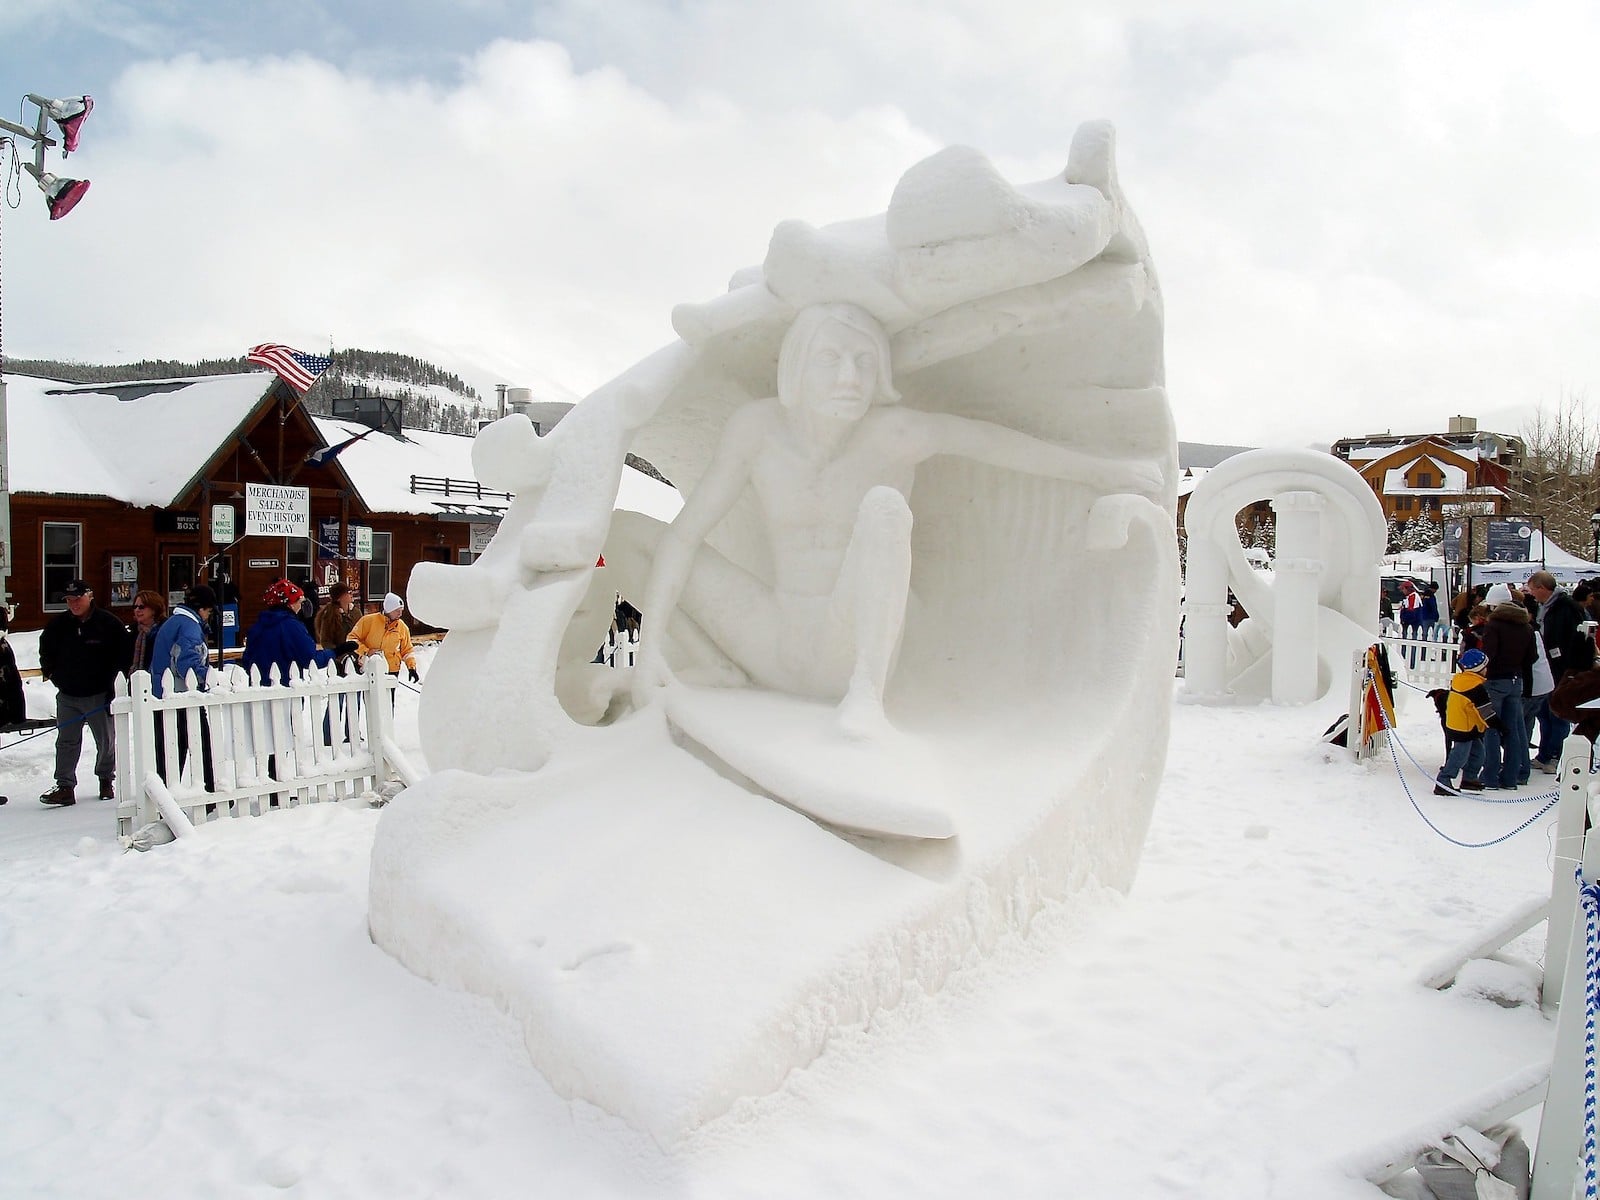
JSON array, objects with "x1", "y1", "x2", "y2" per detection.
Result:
[{"x1": 0, "y1": 643, "x2": 1563, "y2": 1199}]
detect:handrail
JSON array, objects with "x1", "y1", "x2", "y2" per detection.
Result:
[{"x1": 408, "y1": 474, "x2": 513, "y2": 501}]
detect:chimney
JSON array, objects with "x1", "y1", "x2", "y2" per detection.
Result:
[
  {"x1": 1448, "y1": 415, "x2": 1478, "y2": 434},
  {"x1": 495, "y1": 383, "x2": 508, "y2": 419}
]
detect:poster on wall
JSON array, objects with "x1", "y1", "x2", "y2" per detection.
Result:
[{"x1": 109, "y1": 555, "x2": 138, "y2": 606}]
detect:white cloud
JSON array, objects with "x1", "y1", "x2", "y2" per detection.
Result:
[{"x1": 3, "y1": 0, "x2": 1599, "y2": 447}]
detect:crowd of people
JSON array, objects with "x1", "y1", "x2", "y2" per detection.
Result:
[
  {"x1": 18, "y1": 577, "x2": 418, "y2": 809},
  {"x1": 1433, "y1": 571, "x2": 1598, "y2": 795}
]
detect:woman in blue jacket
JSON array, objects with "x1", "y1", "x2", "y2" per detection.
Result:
[
  {"x1": 240, "y1": 579, "x2": 343, "y2": 683},
  {"x1": 148, "y1": 584, "x2": 217, "y2": 789}
]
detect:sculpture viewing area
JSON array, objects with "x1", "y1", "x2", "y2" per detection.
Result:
[{"x1": 369, "y1": 120, "x2": 1180, "y2": 1139}]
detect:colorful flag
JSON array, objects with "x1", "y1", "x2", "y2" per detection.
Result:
[
  {"x1": 247, "y1": 343, "x2": 332, "y2": 394},
  {"x1": 305, "y1": 426, "x2": 377, "y2": 467}
]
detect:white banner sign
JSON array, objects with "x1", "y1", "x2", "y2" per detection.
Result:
[
  {"x1": 244, "y1": 483, "x2": 310, "y2": 539},
  {"x1": 469, "y1": 522, "x2": 497, "y2": 555}
]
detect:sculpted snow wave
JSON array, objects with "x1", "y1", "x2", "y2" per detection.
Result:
[{"x1": 372, "y1": 119, "x2": 1179, "y2": 1139}]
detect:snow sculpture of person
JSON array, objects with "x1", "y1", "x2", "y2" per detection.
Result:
[{"x1": 633, "y1": 300, "x2": 1162, "y2": 738}]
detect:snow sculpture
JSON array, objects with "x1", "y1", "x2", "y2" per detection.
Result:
[
  {"x1": 1182, "y1": 448, "x2": 1386, "y2": 704},
  {"x1": 373, "y1": 121, "x2": 1179, "y2": 1141}
]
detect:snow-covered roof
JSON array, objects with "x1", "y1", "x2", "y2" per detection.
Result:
[
  {"x1": 1381, "y1": 459, "x2": 1469, "y2": 495},
  {"x1": 4, "y1": 371, "x2": 276, "y2": 507},
  {"x1": 1352, "y1": 437, "x2": 1480, "y2": 467},
  {"x1": 312, "y1": 417, "x2": 682, "y2": 524},
  {"x1": 1344, "y1": 434, "x2": 1485, "y2": 460},
  {"x1": 1176, "y1": 466, "x2": 1210, "y2": 498}
]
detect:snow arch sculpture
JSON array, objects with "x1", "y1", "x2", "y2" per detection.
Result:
[
  {"x1": 372, "y1": 121, "x2": 1180, "y2": 1141},
  {"x1": 1182, "y1": 448, "x2": 1385, "y2": 703}
]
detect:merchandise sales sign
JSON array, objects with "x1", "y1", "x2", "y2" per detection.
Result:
[{"x1": 244, "y1": 483, "x2": 310, "y2": 539}]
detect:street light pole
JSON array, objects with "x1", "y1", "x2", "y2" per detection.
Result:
[
  {"x1": 0, "y1": 93, "x2": 94, "y2": 607},
  {"x1": 1589, "y1": 509, "x2": 1600, "y2": 567}
]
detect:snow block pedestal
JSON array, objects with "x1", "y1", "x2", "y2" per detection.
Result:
[{"x1": 367, "y1": 698, "x2": 1166, "y2": 1143}]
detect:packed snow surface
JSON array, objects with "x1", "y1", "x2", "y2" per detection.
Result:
[{"x1": 0, "y1": 654, "x2": 1560, "y2": 1197}]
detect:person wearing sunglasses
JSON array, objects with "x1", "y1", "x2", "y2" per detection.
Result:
[{"x1": 126, "y1": 590, "x2": 168, "y2": 675}]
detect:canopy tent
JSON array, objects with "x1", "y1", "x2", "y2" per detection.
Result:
[{"x1": 1465, "y1": 531, "x2": 1600, "y2": 587}]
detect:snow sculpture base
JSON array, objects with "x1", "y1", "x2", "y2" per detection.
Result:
[{"x1": 368, "y1": 697, "x2": 1165, "y2": 1142}]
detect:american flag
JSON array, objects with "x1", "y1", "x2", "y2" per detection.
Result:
[{"x1": 246, "y1": 343, "x2": 333, "y2": 394}]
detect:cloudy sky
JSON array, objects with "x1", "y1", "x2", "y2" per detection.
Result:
[{"x1": 1, "y1": 0, "x2": 1596, "y2": 447}]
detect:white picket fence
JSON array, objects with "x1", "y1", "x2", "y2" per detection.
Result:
[
  {"x1": 1381, "y1": 624, "x2": 1461, "y2": 692},
  {"x1": 110, "y1": 655, "x2": 419, "y2": 840}
]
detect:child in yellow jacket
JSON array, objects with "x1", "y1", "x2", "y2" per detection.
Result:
[
  {"x1": 351, "y1": 592, "x2": 420, "y2": 682},
  {"x1": 1431, "y1": 648, "x2": 1500, "y2": 796}
]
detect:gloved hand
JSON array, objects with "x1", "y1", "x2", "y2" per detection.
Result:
[
  {"x1": 407, "y1": 667, "x2": 421, "y2": 684},
  {"x1": 1488, "y1": 717, "x2": 1506, "y2": 734},
  {"x1": 336, "y1": 640, "x2": 359, "y2": 657}
]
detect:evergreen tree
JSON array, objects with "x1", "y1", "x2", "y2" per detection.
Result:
[
  {"x1": 1385, "y1": 514, "x2": 1403, "y2": 555},
  {"x1": 1405, "y1": 506, "x2": 1442, "y2": 554}
]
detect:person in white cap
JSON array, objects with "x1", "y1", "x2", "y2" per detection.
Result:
[{"x1": 349, "y1": 592, "x2": 420, "y2": 683}]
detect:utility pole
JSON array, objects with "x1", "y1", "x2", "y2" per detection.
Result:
[{"x1": 0, "y1": 93, "x2": 94, "y2": 605}]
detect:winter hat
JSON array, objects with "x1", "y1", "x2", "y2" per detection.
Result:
[
  {"x1": 185, "y1": 584, "x2": 217, "y2": 609},
  {"x1": 382, "y1": 592, "x2": 404, "y2": 615},
  {"x1": 1458, "y1": 648, "x2": 1489, "y2": 672},
  {"x1": 262, "y1": 578, "x2": 304, "y2": 609},
  {"x1": 1399, "y1": 580, "x2": 1415, "y2": 593},
  {"x1": 1483, "y1": 583, "x2": 1513, "y2": 605}
]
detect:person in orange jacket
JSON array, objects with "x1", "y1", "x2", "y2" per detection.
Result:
[{"x1": 350, "y1": 592, "x2": 420, "y2": 682}]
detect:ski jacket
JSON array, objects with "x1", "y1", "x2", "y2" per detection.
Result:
[
  {"x1": 315, "y1": 602, "x2": 360, "y2": 651},
  {"x1": 1538, "y1": 589, "x2": 1593, "y2": 681},
  {"x1": 350, "y1": 612, "x2": 416, "y2": 674},
  {"x1": 1442, "y1": 670, "x2": 1494, "y2": 738},
  {"x1": 1479, "y1": 603, "x2": 1536, "y2": 685},
  {"x1": 1399, "y1": 590, "x2": 1426, "y2": 631},
  {"x1": 39, "y1": 606, "x2": 131, "y2": 697},
  {"x1": 240, "y1": 606, "x2": 335, "y2": 684},
  {"x1": 149, "y1": 605, "x2": 210, "y2": 696}
]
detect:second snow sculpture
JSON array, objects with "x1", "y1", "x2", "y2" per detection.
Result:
[
  {"x1": 1182, "y1": 448, "x2": 1386, "y2": 703},
  {"x1": 373, "y1": 121, "x2": 1179, "y2": 1140}
]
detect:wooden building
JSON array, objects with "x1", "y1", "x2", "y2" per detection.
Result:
[
  {"x1": 2, "y1": 370, "x2": 680, "y2": 638},
  {"x1": 2, "y1": 370, "x2": 499, "y2": 635}
]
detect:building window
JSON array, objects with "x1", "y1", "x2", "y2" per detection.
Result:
[
  {"x1": 1414, "y1": 471, "x2": 1434, "y2": 488},
  {"x1": 367, "y1": 532, "x2": 392, "y2": 602},
  {"x1": 42, "y1": 522, "x2": 83, "y2": 609},
  {"x1": 286, "y1": 537, "x2": 312, "y2": 586},
  {"x1": 1395, "y1": 496, "x2": 1415, "y2": 512}
]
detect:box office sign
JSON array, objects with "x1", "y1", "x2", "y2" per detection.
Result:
[
  {"x1": 154, "y1": 510, "x2": 201, "y2": 534},
  {"x1": 244, "y1": 483, "x2": 310, "y2": 539}
]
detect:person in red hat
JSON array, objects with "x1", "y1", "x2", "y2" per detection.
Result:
[{"x1": 239, "y1": 578, "x2": 344, "y2": 684}]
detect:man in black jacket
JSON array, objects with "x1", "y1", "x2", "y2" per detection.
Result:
[
  {"x1": 1478, "y1": 584, "x2": 1537, "y2": 790},
  {"x1": 37, "y1": 579, "x2": 132, "y2": 806},
  {"x1": 1526, "y1": 570, "x2": 1595, "y2": 773}
]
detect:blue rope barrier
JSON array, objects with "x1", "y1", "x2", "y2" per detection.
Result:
[
  {"x1": 1581, "y1": 874, "x2": 1600, "y2": 1199},
  {"x1": 1377, "y1": 696, "x2": 1559, "y2": 805},
  {"x1": 1374, "y1": 696, "x2": 1561, "y2": 848},
  {"x1": 0, "y1": 700, "x2": 113, "y2": 752}
]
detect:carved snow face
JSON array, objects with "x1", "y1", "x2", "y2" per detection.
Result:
[{"x1": 795, "y1": 320, "x2": 881, "y2": 421}]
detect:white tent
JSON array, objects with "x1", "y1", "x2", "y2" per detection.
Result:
[{"x1": 1465, "y1": 530, "x2": 1600, "y2": 587}]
